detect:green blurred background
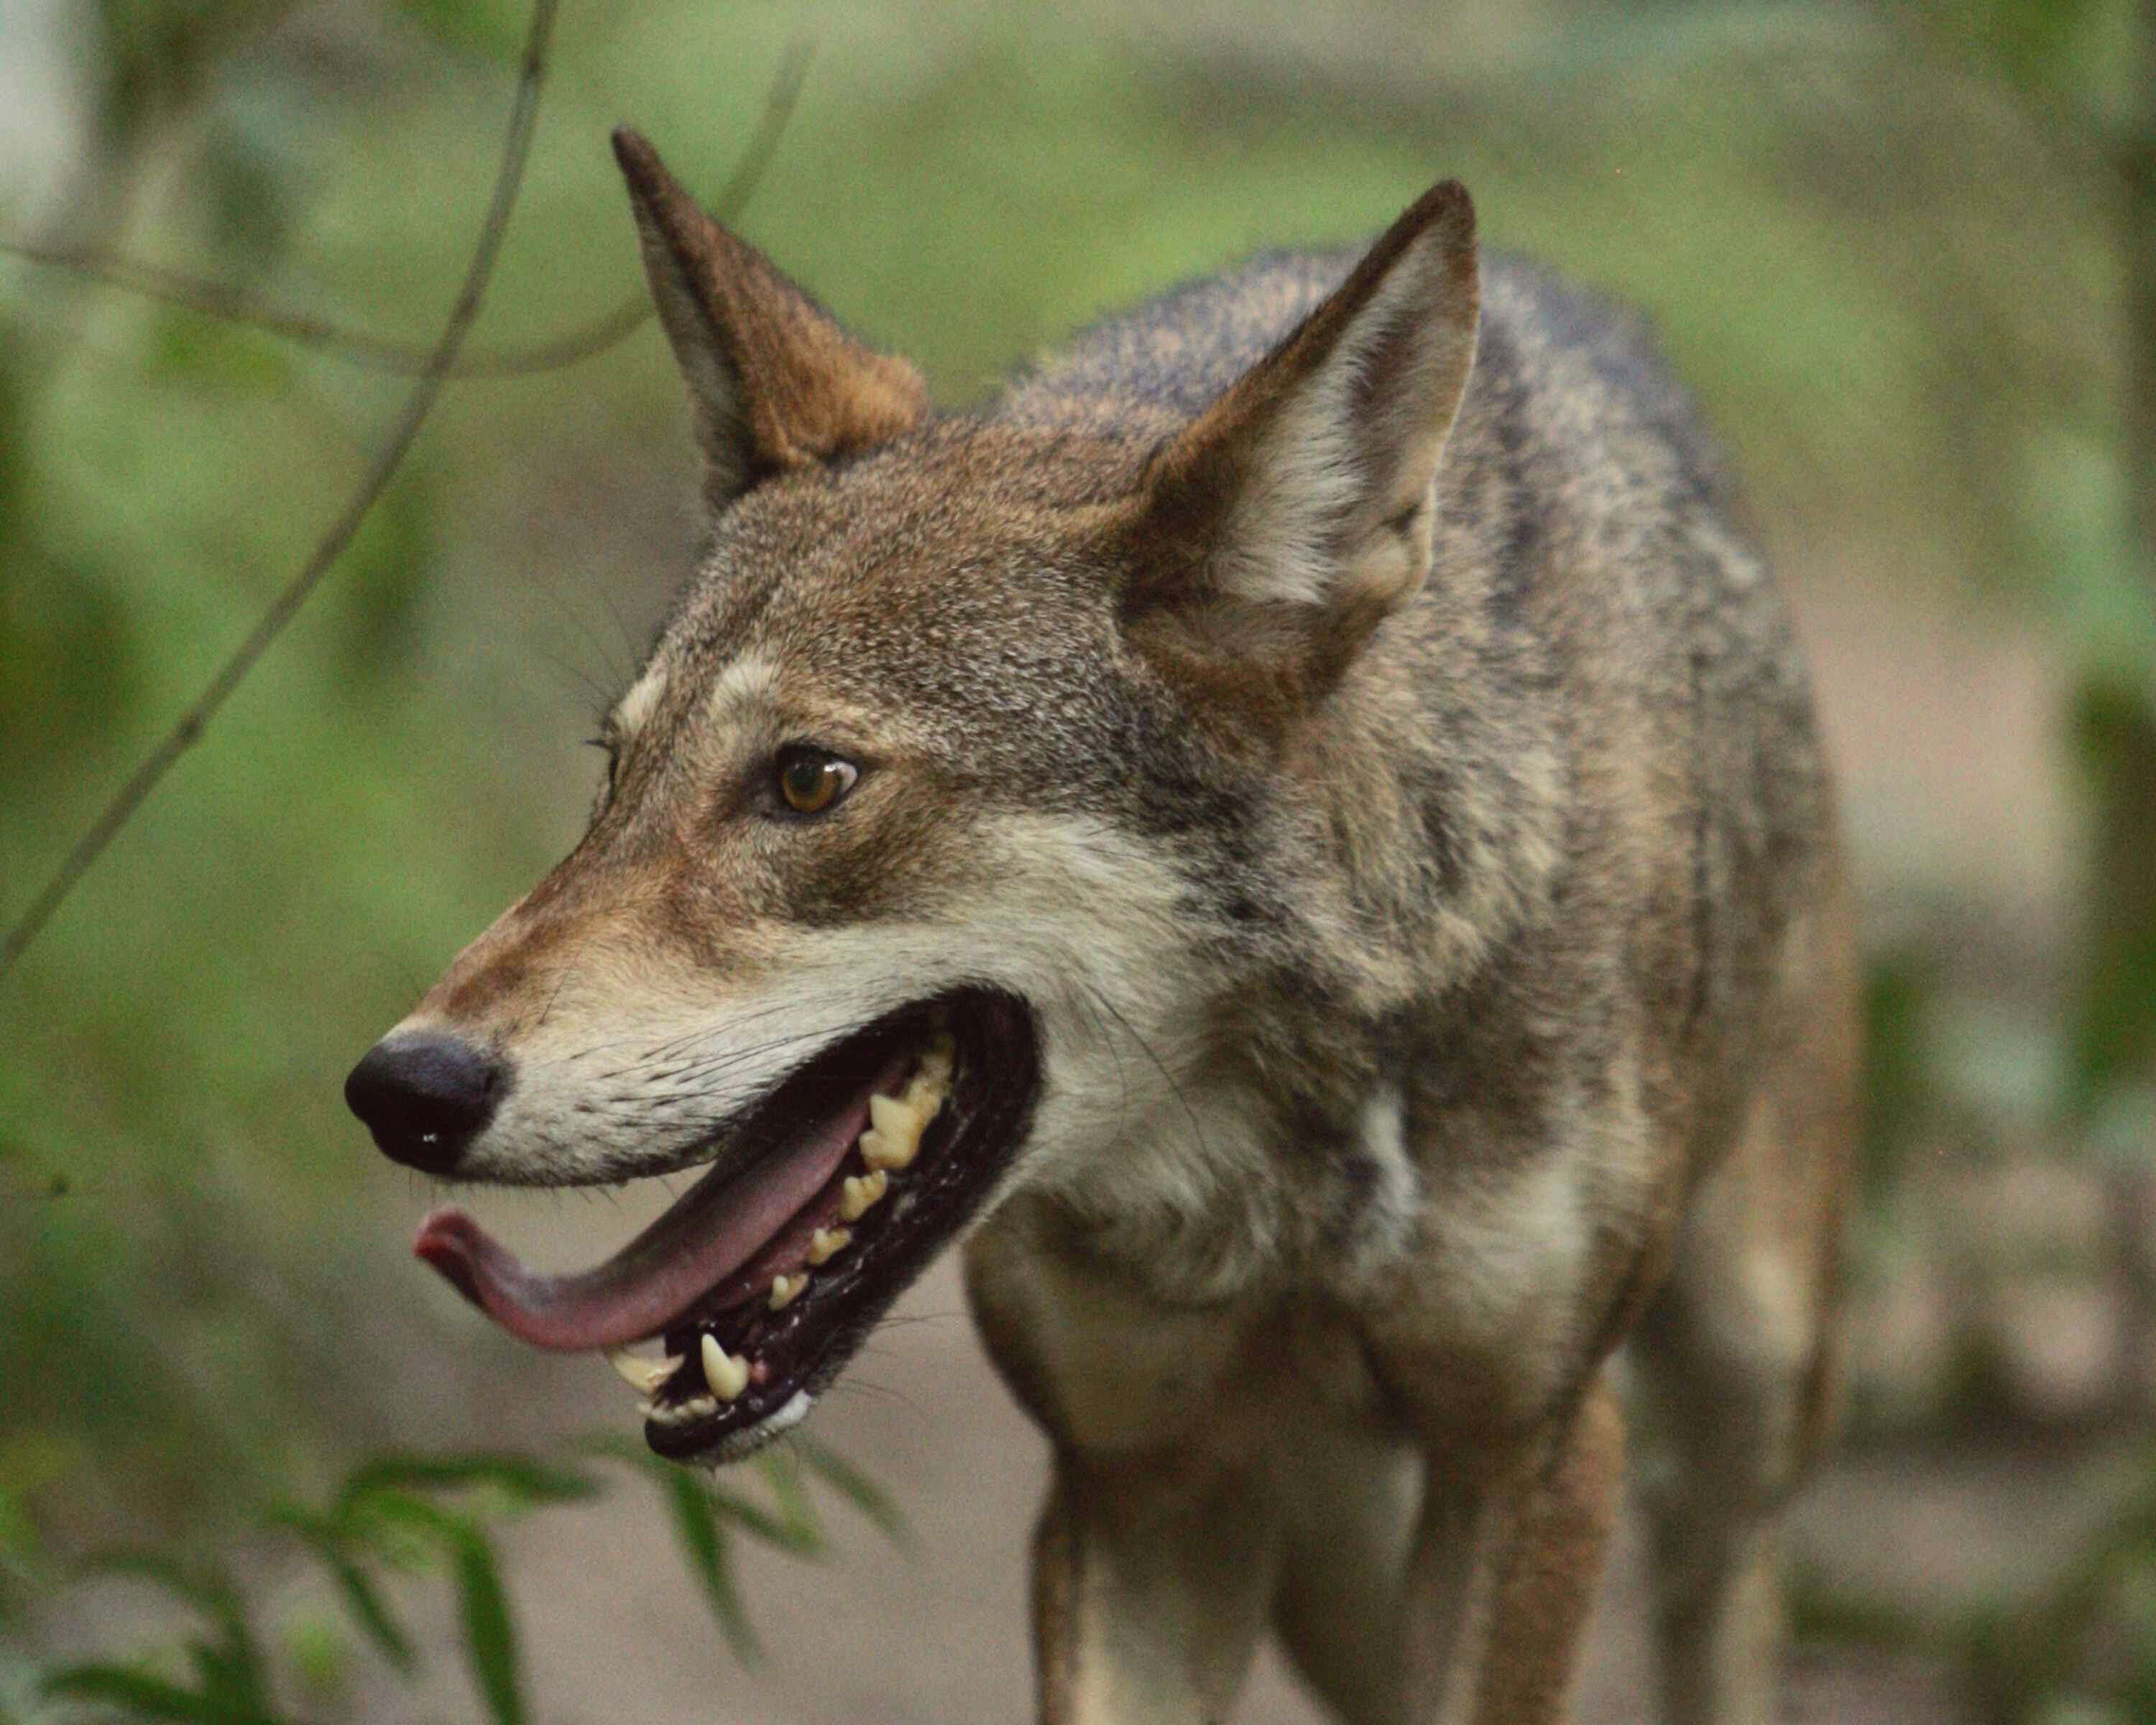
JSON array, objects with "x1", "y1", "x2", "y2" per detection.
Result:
[{"x1": 3, "y1": 0, "x2": 2152, "y2": 1719}]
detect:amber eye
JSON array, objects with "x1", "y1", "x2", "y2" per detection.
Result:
[{"x1": 774, "y1": 746, "x2": 858, "y2": 816}]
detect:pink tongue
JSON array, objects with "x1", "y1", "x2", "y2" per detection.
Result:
[{"x1": 413, "y1": 1059, "x2": 903, "y2": 1352}]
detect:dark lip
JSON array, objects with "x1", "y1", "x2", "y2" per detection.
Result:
[{"x1": 642, "y1": 985, "x2": 1041, "y2": 1462}]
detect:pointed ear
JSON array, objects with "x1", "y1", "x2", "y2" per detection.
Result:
[
  {"x1": 611, "y1": 126, "x2": 929, "y2": 504},
  {"x1": 1128, "y1": 181, "x2": 1480, "y2": 694}
]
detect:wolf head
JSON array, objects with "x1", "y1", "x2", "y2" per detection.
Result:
[{"x1": 345, "y1": 128, "x2": 1480, "y2": 1460}]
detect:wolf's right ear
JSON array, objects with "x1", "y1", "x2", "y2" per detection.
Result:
[
  {"x1": 1125, "y1": 180, "x2": 1479, "y2": 710},
  {"x1": 611, "y1": 127, "x2": 929, "y2": 505}
]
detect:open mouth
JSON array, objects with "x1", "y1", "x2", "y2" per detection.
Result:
[{"x1": 411, "y1": 987, "x2": 1040, "y2": 1461}]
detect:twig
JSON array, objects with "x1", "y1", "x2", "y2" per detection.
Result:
[
  {"x1": 0, "y1": 1, "x2": 569, "y2": 980},
  {"x1": 0, "y1": 40, "x2": 811, "y2": 379},
  {"x1": 0, "y1": 236, "x2": 638, "y2": 376}
]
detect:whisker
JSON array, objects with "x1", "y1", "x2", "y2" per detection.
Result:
[{"x1": 1083, "y1": 982, "x2": 1212, "y2": 1162}]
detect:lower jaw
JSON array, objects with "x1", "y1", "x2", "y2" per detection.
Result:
[
  {"x1": 656, "y1": 1386, "x2": 815, "y2": 1463},
  {"x1": 630, "y1": 990, "x2": 1041, "y2": 1463}
]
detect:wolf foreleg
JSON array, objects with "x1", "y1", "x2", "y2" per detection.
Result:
[
  {"x1": 1399, "y1": 1379, "x2": 1625, "y2": 1725},
  {"x1": 1031, "y1": 1453, "x2": 1281, "y2": 1725}
]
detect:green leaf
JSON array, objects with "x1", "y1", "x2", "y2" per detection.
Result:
[
  {"x1": 576, "y1": 1427, "x2": 905, "y2": 1665},
  {"x1": 335, "y1": 1485, "x2": 463, "y2": 1575},
  {"x1": 341, "y1": 1451, "x2": 602, "y2": 1512},
  {"x1": 578, "y1": 1432, "x2": 808, "y2": 1554},
  {"x1": 40, "y1": 1661, "x2": 275, "y2": 1723},
  {"x1": 793, "y1": 1438, "x2": 913, "y2": 1555},
  {"x1": 656, "y1": 1468, "x2": 760, "y2": 1665},
  {"x1": 318, "y1": 1544, "x2": 417, "y2": 1673},
  {"x1": 77, "y1": 1550, "x2": 269, "y2": 1706},
  {"x1": 2070, "y1": 678, "x2": 2156, "y2": 1109},
  {"x1": 268, "y1": 1509, "x2": 417, "y2": 1673},
  {"x1": 450, "y1": 1527, "x2": 523, "y2": 1725},
  {"x1": 183, "y1": 1633, "x2": 273, "y2": 1717},
  {"x1": 704, "y1": 1480, "x2": 816, "y2": 1557},
  {"x1": 754, "y1": 1451, "x2": 826, "y2": 1560}
]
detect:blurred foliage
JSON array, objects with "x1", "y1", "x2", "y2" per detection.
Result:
[
  {"x1": 2071, "y1": 680, "x2": 2156, "y2": 1107},
  {"x1": 1, "y1": 1438, "x2": 899, "y2": 1724},
  {"x1": 1861, "y1": 947, "x2": 1938, "y2": 1205}
]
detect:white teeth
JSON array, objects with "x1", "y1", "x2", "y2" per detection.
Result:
[
  {"x1": 862, "y1": 1086, "x2": 936, "y2": 1172},
  {"x1": 840, "y1": 1169, "x2": 888, "y2": 1220},
  {"x1": 700, "y1": 1334, "x2": 750, "y2": 1401},
  {"x1": 861, "y1": 1108, "x2": 921, "y2": 1173},
  {"x1": 632, "y1": 1040, "x2": 964, "y2": 1436},
  {"x1": 857, "y1": 1048, "x2": 951, "y2": 1173},
  {"x1": 645, "y1": 1394, "x2": 716, "y2": 1427},
  {"x1": 608, "y1": 1348, "x2": 682, "y2": 1396}
]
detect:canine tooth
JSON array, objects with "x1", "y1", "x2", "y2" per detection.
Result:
[
  {"x1": 608, "y1": 1348, "x2": 681, "y2": 1395},
  {"x1": 840, "y1": 1169, "x2": 888, "y2": 1220},
  {"x1": 921, "y1": 1035, "x2": 955, "y2": 1084},
  {"x1": 700, "y1": 1334, "x2": 750, "y2": 1401},
  {"x1": 808, "y1": 1226, "x2": 850, "y2": 1264},
  {"x1": 768, "y1": 1272, "x2": 806, "y2": 1310}
]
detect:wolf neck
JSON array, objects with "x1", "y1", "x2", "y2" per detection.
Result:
[
  {"x1": 992, "y1": 251, "x2": 1573, "y2": 1299},
  {"x1": 1033, "y1": 599, "x2": 1572, "y2": 1307}
]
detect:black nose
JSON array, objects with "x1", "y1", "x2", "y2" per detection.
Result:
[{"x1": 344, "y1": 1032, "x2": 507, "y2": 1174}]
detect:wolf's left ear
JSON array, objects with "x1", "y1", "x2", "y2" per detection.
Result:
[
  {"x1": 612, "y1": 127, "x2": 929, "y2": 504},
  {"x1": 1128, "y1": 181, "x2": 1479, "y2": 693}
]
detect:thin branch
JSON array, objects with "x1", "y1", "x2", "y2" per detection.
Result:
[
  {"x1": 0, "y1": 40, "x2": 811, "y2": 380},
  {"x1": 0, "y1": 2, "x2": 572, "y2": 980}
]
